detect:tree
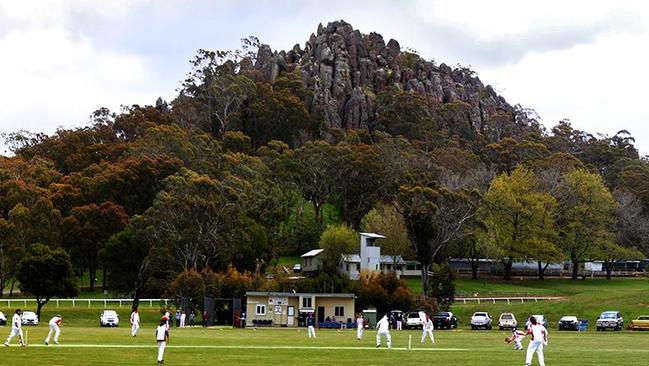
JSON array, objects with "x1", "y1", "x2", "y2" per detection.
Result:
[
  {"x1": 63, "y1": 202, "x2": 129, "y2": 291},
  {"x1": 556, "y1": 169, "x2": 617, "y2": 280},
  {"x1": 17, "y1": 244, "x2": 78, "y2": 318},
  {"x1": 597, "y1": 242, "x2": 643, "y2": 280},
  {"x1": 398, "y1": 186, "x2": 476, "y2": 297},
  {"x1": 318, "y1": 224, "x2": 358, "y2": 274},
  {"x1": 360, "y1": 203, "x2": 413, "y2": 268},
  {"x1": 479, "y1": 166, "x2": 558, "y2": 280}
]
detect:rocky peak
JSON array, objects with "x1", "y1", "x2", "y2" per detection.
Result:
[{"x1": 254, "y1": 20, "x2": 514, "y2": 132}]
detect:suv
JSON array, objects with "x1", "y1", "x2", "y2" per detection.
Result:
[
  {"x1": 0, "y1": 312, "x2": 6, "y2": 326},
  {"x1": 597, "y1": 311, "x2": 623, "y2": 331},
  {"x1": 471, "y1": 312, "x2": 492, "y2": 330},
  {"x1": 432, "y1": 311, "x2": 458, "y2": 329},
  {"x1": 498, "y1": 313, "x2": 517, "y2": 330},
  {"x1": 292, "y1": 264, "x2": 302, "y2": 273},
  {"x1": 405, "y1": 311, "x2": 425, "y2": 329},
  {"x1": 100, "y1": 310, "x2": 120, "y2": 327},
  {"x1": 558, "y1": 316, "x2": 579, "y2": 331},
  {"x1": 21, "y1": 311, "x2": 38, "y2": 326}
]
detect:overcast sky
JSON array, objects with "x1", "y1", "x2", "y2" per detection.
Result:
[{"x1": 1, "y1": 0, "x2": 648, "y2": 155}]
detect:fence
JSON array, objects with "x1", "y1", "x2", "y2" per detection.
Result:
[
  {"x1": 454, "y1": 296, "x2": 563, "y2": 305},
  {"x1": 0, "y1": 298, "x2": 169, "y2": 309}
]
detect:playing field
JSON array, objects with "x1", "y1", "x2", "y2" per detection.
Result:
[{"x1": 1, "y1": 325, "x2": 648, "y2": 365}]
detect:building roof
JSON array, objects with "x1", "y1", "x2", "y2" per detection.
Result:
[
  {"x1": 359, "y1": 232, "x2": 386, "y2": 239},
  {"x1": 301, "y1": 249, "x2": 325, "y2": 258},
  {"x1": 246, "y1": 292, "x2": 355, "y2": 298},
  {"x1": 341, "y1": 254, "x2": 406, "y2": 264}
]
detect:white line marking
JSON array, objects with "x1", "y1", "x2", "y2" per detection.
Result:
[{"x1": 24, "y1": 344, "x2": 469, "y2": 351}]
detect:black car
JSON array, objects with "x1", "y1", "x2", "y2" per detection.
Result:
[
  {"x1": 432, "y1": 311, "x2": 458, "y2": 329},
  {"x1": 558, "y1": 316, "x2": 580, "y2": 331}
]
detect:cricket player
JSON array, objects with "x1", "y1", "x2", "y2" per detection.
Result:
[
  {"x1": 44, "y1": 315, "x2": 62, "y2": 345},
  {"x1": 421, "y1": 314, "x2": 435, "y2": 344},
  {"x1": 509, "y1": 327, "x2": 526, "y2": 350},
  {"x1": 4, "y1": 309, "x2": 24, "y2": 347},
  {"x1": 130, "y1": 308, "x2": 141, "y2": 337},
  {"x1": 356, "y1": 313, "x2": 364, "y2": 340},
  {"x1": 306, "y1": 313, "x2": 316, "y2": 339},
  {"x1": 155, "y1": 319, "x2": 170, "y2": 364},
  {"x1": 376, "y1": 314, "x2": 391, "y2": 349},
  {"x1": 525, "y1": 316, "x2": 548, "y2": 366}
]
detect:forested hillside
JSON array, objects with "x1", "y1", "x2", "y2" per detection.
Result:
[{"x1": 1, "y1": 21, "x2": 648, "y2": 302}]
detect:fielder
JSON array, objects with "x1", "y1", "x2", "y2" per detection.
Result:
[
  {"x1": 155, "y1": 319, "x2": 170, "y2": 364},
  {"x1": 356, "y1": 313, "x2": 364, "y2": 340},
  {"x1": 4, "y1": 309, "x2": 24, "y2": 347},
  {"x1": 505, "y1": 327, "x2": 526, "y2": 350},
  {"x1": 306, "y1": 313, "x2": 316, "y2": 339},
  {"x1": 130, "y1": 308, "x2": 141, "y2": 337},
  {"x1": 525, "y1": 316, "x2": 548, "y2": 366},
  {"x1": 44, "y1": 315, "x2": 62, "y2": 345},
  {"x1": 421, "y1": 314, "x2": 435, "y2": 344},
  {"x1": 376, "y1": 314, "x2": 391, "y2": 349}
]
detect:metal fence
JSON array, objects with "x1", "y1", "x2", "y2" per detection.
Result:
[{"x1": 0, "y1": 298, "x2": 169, "y2": 309}]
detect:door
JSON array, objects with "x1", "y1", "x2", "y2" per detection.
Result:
[
  {"x1": 287, "y1": 306, "x2": 295, "y2": 326},
  {"x1": 317, "y1": 306, "x2": 325, "y2": 323}
]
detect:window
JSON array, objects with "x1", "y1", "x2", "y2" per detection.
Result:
[
  {"x1": 255, "y1": 304, "x2": 266, "y2": 315},
  {"x1": 356, "y1": 264, "x2": 360, "y2": 271},
  {"x1": 302, "y1": 297, "x2": 312, "y2": 308},
  {"x1": 335, "y1": 306, "x2": 345, "y2": 317}
]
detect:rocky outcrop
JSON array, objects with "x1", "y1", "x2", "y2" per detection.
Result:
[{"x1": 254, "y1": 20, "x2": 514, "y2": 132}]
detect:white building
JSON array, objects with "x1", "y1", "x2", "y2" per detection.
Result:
[
  {"x1": 339, "y1": 254, "x2": 407, "y2": 280},
  {"x1": 359, "y1": 232, "x2": 385, "y2": 272},
  {"x1": 301, "y1": 249, "x2": 325, "y2": 273}
]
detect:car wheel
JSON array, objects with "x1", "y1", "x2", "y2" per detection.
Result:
[{"x1": 471, "y1": 325, "x2": 475, "y2": 330}]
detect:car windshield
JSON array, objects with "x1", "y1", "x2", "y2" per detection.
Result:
[
  {"x1": 407, "y1": 313, "x2": 419, "y2": 318},
  {"x1": 561, "y1": 317, "x2": 577, "y2": 321},
  {"x1": 601, "y1": 313, "x2": 617, "y2": 319},
  {"x1": 437, "y1": 312, "x2": 449, "y2": 317},
  {"x1": 104, "y1": 311, "x2": 117, "y2": 316},
  {"x1": 501, "y1": 314, "x2": 513, "y2": 319},
  {"x1": 474, "y1": 313, "x2": 487, "y2": 317},
  {"x1": 637, "y1": 316, "x2": 649, "y2": 320},
  {"x1": 23, "y1": 312, "x2": 35, "y2": 317}
]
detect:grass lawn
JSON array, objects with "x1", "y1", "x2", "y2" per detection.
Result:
[{"x1": 1, "y1": 325, "x2": 648, "y2": 365}]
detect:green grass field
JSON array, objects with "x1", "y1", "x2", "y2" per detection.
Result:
[{"x1": 1, "y1": 277, "x2": 648, "y2": 365}]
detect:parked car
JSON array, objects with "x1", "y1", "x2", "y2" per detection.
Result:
[
  {"x1": 558, "y1": 316, "x2": 580, "y2": 331},
  {"x1": 0, "y1": 311, "x2": 6, "y2": 326},
  {"x1": 292, "y1": 264, "x2": 302, "y2": 273},
  {"x1": 627, "y1": 315, "x2": 649, "y2": 331},
  {"x1": 99, "y1": 310, "x2": 119, "y2": 327},
  {"x1": 596, "y1": 311, "x2": 623, "y2": 331},
  {"x1": 525, "y1": 315, "x2": 548, "y2": 329},
  {"x1": 498, "y1": 313, "x2": 517, "y2": 330},
  {"x1": 405, "y1": 311, "x2": 425, "y2": 329},
  {"x1": 432, "y1": 311, "x2": 458, "y2": 329},
  {"x1": 471, "y1": 312, "x2": 492, "y2": 330},
  {"x1": 21, "y1": 311, "x2": 38, "y2": 326}
]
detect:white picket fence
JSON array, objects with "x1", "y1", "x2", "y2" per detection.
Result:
[
  {"x1": 0, "y1": 298, "x2": 169, "y2": 309},
  {"x1": 454, "y1": 296, "x2": 562, "y2": 304}
]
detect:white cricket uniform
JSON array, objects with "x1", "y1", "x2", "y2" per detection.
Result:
[
  {"x1": 421, "y1": 318, "x2": 435, "y2": 344},
  {"x1": 4, "y1": 313, "x2": 24, "y2": 346},
  {"x1": 512, "y1": 330, "x2": 526, "y2": 350},
  {"x1": 156, "y1": 325, "x2": 168, "y2": 363},
  {"x1": 525, "y1": 324, "x2": 548, "y2": 366},
  {"x1": 130, "y1": 311, "x2": 140, "y2": 337},
  {"x1": 180, "y1": 313, "x2": 186, "y2": 327},
  {"x1": 376, "y1": 316, "x2": 391, "y2": 349},
  {"x1": 356, "y1": 317, "x2": 364, "y2": 339},
  {"x1": 45, "y1": 316, "x2": 62, "y2": 344}
]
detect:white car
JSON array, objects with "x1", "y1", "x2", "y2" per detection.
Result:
[
  {"x1": 525, "y1": 315, "x2": 549, "y2": 329},
  {"x1": 596, "y1": 311, "x2": 623, "y2": 331},
  {"x1": 99, "y1": 310, "x2": 119, "y2": 327},
  {"x1": 405, "y1": 311, "x2": 426, "y2": 329},
  {"x1": 471, "y1": 312, "x2": 492, "y2": 330},
  {"x1": 498, "y1": 313, "x2": 517, "y2": 330},
  {"x1": 21, "y1": 311, "x2": 39, "y2": 326},
  {"x1": 0, "y1": 311, "x2": 6, "y2": 326}
]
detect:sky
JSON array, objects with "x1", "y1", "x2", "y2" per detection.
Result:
[{"x1": 1, "y1": 0, "x2": 648, "y2": 155}]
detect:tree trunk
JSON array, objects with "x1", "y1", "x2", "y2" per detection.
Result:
[
  {"x1": 36, "y1": 299, "x2": 48, "y2": 320},
  {"x1": 571, "y1": 259, "x2": 579, "y2": 280},
  {"x1": 503, "y1": 258, "x2": 513, "y2": 280},
  {"x1": 538, "y1": 262, "x2": 550, "y2": 280},
  {"x1": 89, "y1": 267, "x2": 96, "y2": 291},
  {"x1": 9, "y1": 278, "x2": 16, "y2": 296},
  {"x1": 102, "y1": 267, "x2": 107, "y2": 292},
  {"x1": 605, "y1": 261, "x2": 612, "y2": 280},
  {"x1": 471, "y1": 258, "x2": 478, "y2": 280},
  {"x1": 421, "y1": 264, "x2": 431, "y2": 297}
]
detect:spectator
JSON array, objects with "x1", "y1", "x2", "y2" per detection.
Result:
[
  {"x1": 189, "y1": 311, "x2": 195, "y2": 327},
  {"x1": 179, "y1": 311, "x2": 186, "y2": 328},
  {"x1": 202, "y1": 310, "x2": 209, "y2": 327},
  {"x1": 175, "y1": 310, "x2": 181, "y2": 328}
]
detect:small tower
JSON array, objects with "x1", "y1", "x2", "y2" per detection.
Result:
[{"x1": 359, "y1": 232, "x2": 385, "y2": 272}]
